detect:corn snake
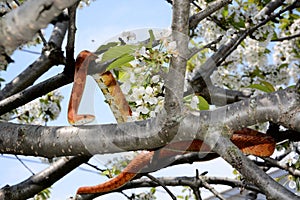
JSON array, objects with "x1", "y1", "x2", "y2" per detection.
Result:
[{"x1": 68, "y1": 50, "x2": 275, "y2": 195}]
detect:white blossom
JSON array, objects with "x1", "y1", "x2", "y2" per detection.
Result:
[
  {"x1": 190, "y1": 96, "x2": 199, "y2": 110},
  {"x1": 280, "y1": 151, "x2": 299, "y2": 166},
  {"x1": 289, "y1": 180, "x2": 297, "y2": 190}
]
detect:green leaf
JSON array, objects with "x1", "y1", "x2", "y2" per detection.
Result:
[
  {"x1": 150, "y1": 187, "x2": 156, "y2": 194},
  {"x1": 231, "y1": 19, "x2": 246, "y2": 29},
  {"x1": 102, "y1": 44, "x2": 137, "y2": 62},
  {"x1": 117, "y1": 70, "x2": 131, "y2": 82},
  {"x1": 222, "y1": 6, "x2": 229, "y2": 17},
  {"x1": 248, "y1": 84, "x2": 269, "y2": 93},
  {"x1": 183, "y1": 94, "x2": 193, "y2": 102},
  {"x1": 101, "y1": 170, "x2": 111, "y2": 176},
  {"x1": 290, "y1": 13, "x2": 300, "y2": 20},
  {"x1": 233, "y1": 169, "x2": 239, "y2": 175},
  {"x1": 247, "y1": 81, "x2": 275, "y2": 93},
  {"x1": 198, "y1": 96, "x2": 209, "y2": 110},
  {"x1": 261, "y1": 81, "x2": 275, "y2": 92},
  {"x1": 106, "y1": 54, "x2": 135, "y2": 71},
  {"x1": 96, "y1": 42, "x2": 118, "y2": 54},
  {"x1": 147, "y1": 29, "x2": 155, "y2": 48}
]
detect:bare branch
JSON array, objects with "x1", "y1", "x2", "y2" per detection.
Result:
[
  {"x1": 189, "y1": 0, "x2": 232, "y2": 29},
  {"x1": 0, "y1": 16, "x2": 68, "y2": 100},
  {"x1": 271, "y1": 33, "x2": 300, "y2": 42},
  {"x1": 65, "y1": 2, "x2": 79, "y2": 75},
  {"x1": 145, "y1": 174, "x2": 176, "y2": 200},
  {"x1": 77, "y1": 175, "x2": 262, "y2": 199},
  {"x1": 199, "y1": 176, "x2": 226, "y2": 200},
  {"x1": 0, "y1": 156, "x2": 90, "y2": 200},
  {"x1": 263, "y1": 157, "x2": 300, "y2": 177}
]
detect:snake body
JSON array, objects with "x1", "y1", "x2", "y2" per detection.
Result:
[
  {"x1": 68, "y1": 50, "x2": 131, "y2": 125},
  {"x1": 68, "y1": 51, "x2": 275, "y2": 195}
]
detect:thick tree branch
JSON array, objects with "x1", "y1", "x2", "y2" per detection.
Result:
[
  {"x1": 0, "y1": 87, "x2": 299, "y2": 157},
  {"x1": 164, "y1": 0, "x2": 190, "y2": 115},
  {"x1": 206, "y1": 130, "x2": 299, "y2": 199},
  {"x1": 0, "y1": 156, "x2": 90, "y2": 200},
  {"x1": 157, "y1": 0, "x2": 191, "y2": 146},
  {"x1": 0, "y1": 0, "x2": 79, "y2": 55},
  {"x1": 0, "y1": 15, "x2": 68, "y2": 100},
  {"x1": 255, "y1": 0, "x2": 284, "y2": 18}
]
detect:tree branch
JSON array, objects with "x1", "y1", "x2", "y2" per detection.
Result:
[
  {"x1": 164, "y1": 0, "x2": 190, "y2": 115},
  {"x1": 0, "y1": 72, "x2": 72, "y2": 116},
  {"x1": 77, "y1": 175, "x2": 262, "y2": 199},
  {"x1": 188, "y1": 1, "x2": 298, "y2": 97},
  {"x1": 0, "y1": 14, "x2": 68, "y2": 100},
  {"x1": 0, "y1": 156, "x2": 90, "y2": 200},
  {"x1": 263, "y1": 157, "x2": 300, "y2": 177},
  {"x1": 271, "y1": 33, "x2": 300, "y2": 42},
  {"x1": 206, "y1": 129, "x2": 299, "y2": 199},
  {"x1": 0, "y1": 0, "x2": 79, "y2": 55},
  {"x1": 145, "y1": 174, "x2": 176, "y2": 200},
  {"x1": 255, "y1": 0, "x2": 284, "y2": 18},
  {"x1": 189, "y1": 0, "x2": 232, "y2": 29},
  {"x1": 0, "y1": 87, "x2": 299, "y2": 157},
  {"x1": 65, "y1": 1, "x2": 79, "y2": 75}
]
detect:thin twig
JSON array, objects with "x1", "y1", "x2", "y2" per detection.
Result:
[
  {"x1": 263, "y1": 157, "x2": 300, "y2": 177},
  {"x1": 192, "y1": 169, "x2": 202, "y2": 200},
  {"x1": 199, "y1": 175, "x2": 226, "y2": 200},
  {"x1": 0, "y1": 156, "x2": 91, "y2": 200},
  {"x1": 218, "y1": 0, "x2": 300, "y2": 66},
  {"x1": 14, "y1": 155, "x2": 35, "y2": 175},
  {"x1": 145, "y1": 174, "x2": 177, "y2": 200},
  {"x1": 271, "y1": 33, "x2": 300, "y2": 42},
  {"x1": 189, "y1": 0, "x2": 232, "y2": 29}
]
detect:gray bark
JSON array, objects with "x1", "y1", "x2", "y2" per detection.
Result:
[{"x1": 0, "y1": 0, "x2": 79, "y2": 55}]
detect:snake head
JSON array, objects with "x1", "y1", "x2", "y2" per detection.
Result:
[{"x1": 68, "y1": 114, "x2": 95, "y2": 126}]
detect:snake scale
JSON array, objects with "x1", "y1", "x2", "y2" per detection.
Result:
[{"x1": 68, "y1": 51, "x2": 275, "y2": 195}]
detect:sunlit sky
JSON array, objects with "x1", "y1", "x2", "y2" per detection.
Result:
[{"x1": 0, "y1": 1, "x2": 234, "y2": 199}]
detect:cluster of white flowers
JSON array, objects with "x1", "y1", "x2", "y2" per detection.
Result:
[
  {"x1": 273, "y1": 19, "x2": 300, "y2": 84},
  {"x1": 119, "y1": 38, "x2": 177, "y2": 120},
  {"x1": 16, "y1": 91, "x2": 63, "y2": 125},
  {"x1": 189, "y1": 0, "x2": 300, "y2": 94},
  {"x1": 121, "y1": 64, "x2": 164, "y2": 121}
]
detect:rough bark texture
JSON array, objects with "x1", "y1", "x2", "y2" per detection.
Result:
[{"x1": 0, "y1": 0, "x2": 79, "y2": 54}]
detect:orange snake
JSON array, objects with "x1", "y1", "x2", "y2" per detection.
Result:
[{"x1": 68, "y1": 51, "x2": 275, "y2": 195}]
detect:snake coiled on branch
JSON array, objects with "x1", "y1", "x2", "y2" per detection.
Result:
[{"x1": 68, "y1": 50, "x2": 275, "y2": 195}]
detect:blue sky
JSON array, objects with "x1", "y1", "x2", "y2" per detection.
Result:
[{"x1": 0, "y1": 1, "x2": 234, "y2": 199}]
